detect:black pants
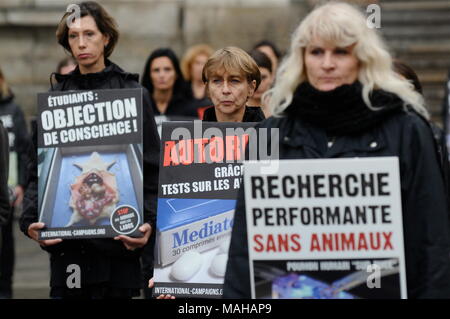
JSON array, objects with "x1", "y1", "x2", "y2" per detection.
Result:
[{"x1": 0, "y1": 207, "x2": 14, "y2": 298}]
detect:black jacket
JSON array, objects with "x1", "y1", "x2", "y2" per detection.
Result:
[
  {"x1": 0, "y1": 93, "x2": 30, "y2": 188},
  {"x1": 19, "y1": 60, "x2": 160, "y2": 296},
  {"x1": 0, "y1": 120, "x2": 9, "y2": 226},
  {"x1": 203, "y1": 106, "x2": 265, "y2": 122},
  {"x1": 150, "y1": 94, "x2": 198, "y2": 118},
  {"x1": 224, "y1": 103, "x2": 450, "y2": 299}
]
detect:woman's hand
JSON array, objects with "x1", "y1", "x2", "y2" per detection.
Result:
[
  {"x1": 27, "y1": 222, "x2": 62, "y2": 246},
  {"x1": 148, "y1": 278, "x2": 176, "y2": 299},
  {"x1": 114, "y1": 223, "x2": 151, "y2": 251},
  {"x1": 13, "y1": 185, "x2": 24, "y2": 207}
]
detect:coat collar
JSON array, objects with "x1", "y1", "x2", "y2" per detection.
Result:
[{"x1": 50, "y1": 59, "x2": 139, "y2": 90}]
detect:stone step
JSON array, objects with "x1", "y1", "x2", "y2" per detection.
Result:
[
  {"x1": 381, "y1": 11, "x2": 450, "y2": 25},
  {"x1": 389, "y1": 42, "x2": 450, "y2": 54},
  {"x1": 422, "y1": 85, "x2": 446, "y2": 101},
  {"x1": 393, "y1": 57, "x2": 450, "y2": 71},
  {"x1": 381, "y1": 1, "x2": 450, "y2": 10},
  {"x1": 381, "y1": 26, "x2": 450, "y2": 40}
]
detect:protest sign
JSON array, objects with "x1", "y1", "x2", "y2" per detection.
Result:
[
  {"x1": 153, "y1": 121, "x2": 260, "y2": 298},
  {"x1": 37, "y1": 88, "x2": 143, "y2": 239},
  {"x1": 244, "y1": 157, "x2": 407, "y2": 299}
]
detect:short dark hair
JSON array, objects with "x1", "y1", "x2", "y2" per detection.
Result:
[
  {"x1": 393, "y1": 60, "x2": 423, "y2": 94},
  {"x1": 56, "y1": 1, "x2": 119, "y2": 58},
  {"x1": 252, "y1": 40, "x2": 282, "y2": 59},
  {"x1": 249, "y1": 50, "x2": 272, "y2": 73}
]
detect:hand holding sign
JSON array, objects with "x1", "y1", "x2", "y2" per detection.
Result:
[
  {"x1": 28, "y1": 222, "x2": 63, "y2": 247},
  {"x1": 114, "y1": 222, "x2": 151, "y2": 250}
]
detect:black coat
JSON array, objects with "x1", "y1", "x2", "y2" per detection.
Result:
[
  {"x1": 19, "y1": 60, "x2": 160, "y2": 296},
  {"x1": 0, "y1": 120, "x2": 9, "y2": 226},
  {"x1": 223, "y1": 108, "x2": 450, "y2": 299},
  {"x1": 203, "y1": 106, "x2": 265, "y2": 122},
  {"x1": 0, "y1": 94, "x2": 30, "y2": 188},
  {"x1": 150, "y1": 94, "x2": 198, "y2": 118}
]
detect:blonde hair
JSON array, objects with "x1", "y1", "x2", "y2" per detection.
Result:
[
  {"x1": 202, "y1": 46, "x2": 261, "y2": 89},
  {"x1": 181, "y1": 44, "x2": 214, "y2": 81},
  {"x1": 268, "y1": 1, "x2": 428, "y2": 119}
]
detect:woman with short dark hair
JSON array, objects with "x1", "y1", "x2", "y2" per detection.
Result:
[
  {"x1": 20, "y1": 1, "x2": 160, "y2": 299},
  {"x1": 55, "y1": 1, "x2": 119, "y2": 68}
]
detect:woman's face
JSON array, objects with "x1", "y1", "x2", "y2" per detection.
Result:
[
  {"x1": 304, "y1": 38, "x2": 359, "y2": 91},
  {"x1": 207, "y1": 69, "x2": 256, "y2": 116},
  {"x1": 150, "y1": 57, "x2": 177, "y2": 91},
  {"x1": 253, "y1": 67, "x2": 273, "y2": 100},
  {"x1": 191, "y1": 54, "x2": 209, "y2": 82},
  {"x1": 68, "y1": 15, "x2": 109, "y2": 72}
]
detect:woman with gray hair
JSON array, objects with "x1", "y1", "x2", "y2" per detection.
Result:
[{"x1": 223, "y1": 1, "x2": 450, "y2": 298}]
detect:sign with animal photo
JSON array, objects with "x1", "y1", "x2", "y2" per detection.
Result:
[
  {"x1": 244, "y1": 157, "x2": 408, "y2": 299},
  {"x1": 36, "y1": 88, "x2": 143, "y2": 239}
]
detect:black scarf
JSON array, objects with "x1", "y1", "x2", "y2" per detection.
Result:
[{"x1": 285, "y1": 82, "x2": 404, "y2": 135}]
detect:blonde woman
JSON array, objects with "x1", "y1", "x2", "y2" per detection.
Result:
[
  {"x1": 181, "y1": 44, "x2": 214, "y2": 102},
  {"x1": 224, "y1": 2, "x2": 450, "y2": 298}
]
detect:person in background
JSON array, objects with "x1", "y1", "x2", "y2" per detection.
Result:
[
  {"x1": 224, "y1": 2, "x2": 450, "y2": 299},
  {"x1": 252, "y1": 40, "x2": 282, "y2": 76},
  {"x1": 202, "y1": 47, "x2": 264, "y2": 122},
  {"x1": 150, "y1": 46, "x2": 265, "y2": 300},
  {"x1": 181, "y1": 44, "x2": 214, "y2": 115},
  {"x1": 20, "y1": 1, "x2": 160, "y2": 299},
  {"x1": 141, "y1": 48, "x2": 196, "y2": 118},
  {"x1": 393, "y1": 59, "x2": 450, "y2": 205},
  {"x1": 56, "y1": 57, "x2": 77, "y2": 75},
  {"x1": 0, "y1": 66, "x2": 30, "y2": 299},
  {"x1": 248, "y1": 50, "x2": 274, "y2": 118},
  {"x1": 0, "y1": 119, "x2": 10, "y2": 271}
]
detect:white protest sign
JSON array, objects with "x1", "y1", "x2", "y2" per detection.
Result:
[{"x1": 244, "y1": 157, "x2": 407, "y2": 299}]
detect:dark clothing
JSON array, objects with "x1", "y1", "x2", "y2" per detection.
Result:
[
  {"x1": 187, "y1": 82, "x2": 213, "y2": 113},
  {"x1": 288, "y1": 82, "x2": 404, "y2": 136},
  {"x1": 443, "y1": 71, "x2": 450, "y2": 148},
  {"x1": 202, "y1": 106, "x2": 265, "y2": 122},
  {"x1": 0, "y1": 120, "x2": 9, "y2": 225},
  {"x1": 0, "y1": 93, "x2": 29, "y2": 298},
  {"x1": 0, "y1": 212, "x2": 14, "y2": 298},
  {"x1": 0, "y1": 93, "x2": 30, "y2": 187},
  {"x1": 149, "y1": 95, "x2": 198, "y2": 118},
  {"x1": 0, "y1": 120, "x2": 10, "y2": 298},
  {"x1": 19, "y1": 60, "x2": 160, "y2": 298},
  {"x1": 223, "y1": 83, "x2": 450, "y2": 299}
]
